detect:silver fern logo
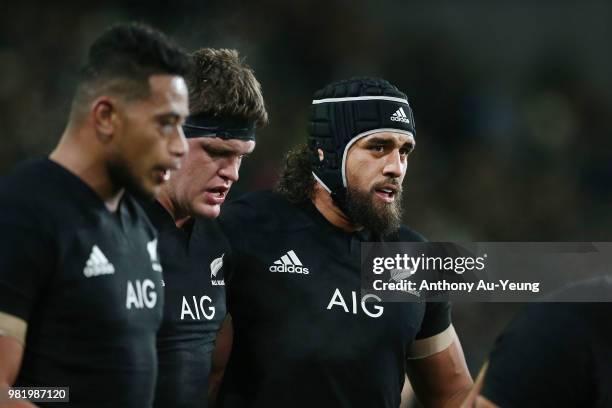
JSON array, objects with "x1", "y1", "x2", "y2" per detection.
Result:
[{"x1": 210, "y1": 254, "x2": 225, "y2": 286}]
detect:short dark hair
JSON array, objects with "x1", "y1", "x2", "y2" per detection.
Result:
[
  {"x1": 71, "y1": 22, "x2": 190, "y2": 120},
  {"x1": 187, "y1": 48, "x2": 268, "y2": 127},
  {"x1": 275, "y1": 144, "x2": 315, "y2": 204}
]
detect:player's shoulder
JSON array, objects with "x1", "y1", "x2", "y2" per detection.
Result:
[
  {"x1": 225, "y1": 189, "x2": 288, "y2": 211},
  {"x1": 482, "y1": 280, "x2": 611, "y2": 407},
  {"x1": 0, "y1": 158, "x2": 56, "y2": 197},
  {"x1": 496, "y1": 296, "x2": 597, "y2": 354},
  {"x1": 385, "y1": 225, "x2": 427, "y2": 242},
  {"x1": 0, "y1": 158, "x2": 63, "y2": 222},
  {"x1": 518, "y1": 277, "x2": 612, "y2": 330},
  {"x1": 220, "y1": 190, "x2": 313, "y2": 232}
]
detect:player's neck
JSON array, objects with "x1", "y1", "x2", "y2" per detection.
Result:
[
  {"x1": 312, "y1": 184, "x2": 361, "y2": 233},
  {"x1": 156, "y1": 190, "x2": 191, "y2": 228},
  {"x1": 50, "y1": 127, "x2": 123, "y2": 212}
]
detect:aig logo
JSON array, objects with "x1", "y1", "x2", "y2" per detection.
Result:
[
  {"x1": 326, "y1": 288, "x2": 384, "y2": 318},
  {"x1": 126, "y1": 279, "x2": 157, "y2": 309},
  {"x1": 181, "y1": 296, "x2": 215, "y2": 320}
]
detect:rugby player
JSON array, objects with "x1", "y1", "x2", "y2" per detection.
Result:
[
  {"x1": 464, "y1": 277, "x2": 612, "y2": 408},
  {"x1": 217, "y1": 77, "x2": 473, "y2": 407},
  {"x1": 147, "y1": 48, "x2": 267, "y2": 408},
  {"x1": 0, "y1": 23, "x2": 190, "y2": 407}
]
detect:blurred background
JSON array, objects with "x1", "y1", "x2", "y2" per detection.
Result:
[{"x1": 2, "y1": 0, "x2": 611, "y2": 403}]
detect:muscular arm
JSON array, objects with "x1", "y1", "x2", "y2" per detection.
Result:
[
  {"x1": 406, "y1": 327, "x2": 473, "y2": 408},
  {"x1": 0, "y1": 204, "x2": 49, "y2": 408},
  {"x1": 208, "y1": 315, "x2": 233, "y2": 407}
]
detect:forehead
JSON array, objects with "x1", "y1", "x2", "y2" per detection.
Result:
[
  {"x1": 354, "y1": 131, "x2": 415, "y2": 148},
  {"x1": 144, "y1": 74, "x2": 189, "y2": 113},
  {"x1": 189, "y1": 136, "x2": 256, "y2": 154}
]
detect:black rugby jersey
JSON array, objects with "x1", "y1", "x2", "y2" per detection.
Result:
[
  {"x1": 482, "y1": 278, "x2": 612, "y2": 408},
  {"x1": 0, "y1": 158, "x2": 164, "y2": 407},
  {"x1": 217, "y1": 191, "x2": 451, "y2": 408},
  {"x1": 144, "y1": 201, "x2": 228, "y2": 408}
]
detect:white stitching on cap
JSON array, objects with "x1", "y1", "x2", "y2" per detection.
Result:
[{"x1": 312, "y1": 96, "x2": 409, "y2": 104}]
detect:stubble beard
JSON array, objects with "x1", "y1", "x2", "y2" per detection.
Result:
[{"x1": 107, "y1": 155, "x2": 156, "y2": 202}]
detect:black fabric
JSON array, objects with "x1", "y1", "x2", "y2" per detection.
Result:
[
  {"x1": 217, "y1": 190, "x2": 451, "y2": 408},
  {"x1": 183, "y1": 114, "x2": 256, "y2": 140},
  {"x1": 308, "y1": 77, "x2": 416, "y2": 210},
  {"x1": 482, "y1": 278, "x2": 612, "y2": 408},
  {"x1": 0, "y1": 158, "x2": 164, "y2": 407},
  {"x1": 144, "y1": 201, "x2": 229, "y2": 408}
]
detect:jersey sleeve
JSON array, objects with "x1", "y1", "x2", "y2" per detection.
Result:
[
  {"x1": 0, "y1": 202, "x2": 55, "y2": 332},
  {"x1": 407, "y1": 301, "x2": 453, "y2": 359},
  {"x1": 481, "y1": 303, "x2": 590, "y2": 408}
]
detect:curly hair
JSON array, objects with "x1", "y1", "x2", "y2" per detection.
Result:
[{"x1": 275, "y1": 144, "x2": 316, "y2": 204}]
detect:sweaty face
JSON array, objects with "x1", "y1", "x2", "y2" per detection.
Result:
[
  {"x1": 108, "y1": 74, "x2": 189, "y2": 199},
  {"x1": 344, "y1": 131, "x2": 415, "y2": 235},
  {"x1": 167, "y1": 136, "x2": 255, "y2": 218}
]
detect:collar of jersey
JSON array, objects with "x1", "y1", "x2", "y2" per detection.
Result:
[
  {"x1": 45, "y1": 158, "x2": 132, "y2": 222},
  {"x1": 301, "y1": 200, "x2": 376, "y2": 241},
  {"x1": 145, "y1": 199, "x2": 178, "y2": 232}
]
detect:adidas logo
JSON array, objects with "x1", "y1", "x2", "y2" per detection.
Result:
[
  {"x1": 210, "y1": 254, "x2": 225, "y2": 286},
  {"x1": 390, "y1": 107, "x2": 410, "y2": 123},
  {"x1": 269, "y1": 250, "x2": 309, "y2": 274},
  {"x1": 83, "y1": 245, "x2": 115, "y2": 278}
]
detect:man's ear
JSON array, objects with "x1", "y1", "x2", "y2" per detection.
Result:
[
  {"x1": 317, "y1": 148, "x2": 324, "y2": 162},
  {"x1": 91, "y1": 96, "x2": 117, "y2": 143}
]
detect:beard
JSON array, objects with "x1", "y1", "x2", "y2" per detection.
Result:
[
  {"x1": 107, "y1": 155, "x2": 155, "y2": 202},
  {"x1": 345, "y1": 181, "x2": 403, "y2": 237}
]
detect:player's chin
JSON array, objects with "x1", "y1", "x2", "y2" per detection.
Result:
[
  {"x1": 136, "y1": 176, "x2": 164, "y2": 200},
  {"x1": 370, "y1": 194, "x2": 393, "y2": 211},
  {"x1": 193, "y1": 201, "x2": 221, "y2": 219}
]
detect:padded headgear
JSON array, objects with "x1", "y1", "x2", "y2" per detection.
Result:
[{"x1": 307, "y1": 77, "x2": 416, "y2": 210}]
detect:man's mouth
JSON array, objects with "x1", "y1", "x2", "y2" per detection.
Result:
[
  {"x1": 203, "y1": 185, "x2": 230, "y2": 205},
  {"x1": 373, "y1": 184, "x2": 399, "y2": 203},
  {"x1": 154, "y1": 161, "x2": 181, "y2": 183},
  {"x1": 207, "y1": 186, "x2": 228, "y2": 199},
  {"x1": 152, "y1": 166, "x2": 171, "y2": 183}
]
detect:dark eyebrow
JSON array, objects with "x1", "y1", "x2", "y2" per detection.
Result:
[
  {"x1": 363, "y1": 137, "x2": 414, "y2": 150},
  {"x1": 204, "y1": 144, "x2": 232, "y2": 153},
  {"x1": 203, "y1": 143, "x2": 245, "y2": 156},
  {"x1": 363, "y1": 137, "x2": 394, "y2": 146}
]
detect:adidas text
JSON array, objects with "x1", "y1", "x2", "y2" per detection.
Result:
[
  {"x1": 270, "y1": 250, "x2": 310, "y2": 274},
  {"x1": 269, "y1": 264, "x2": 309, "y2": 274}
]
